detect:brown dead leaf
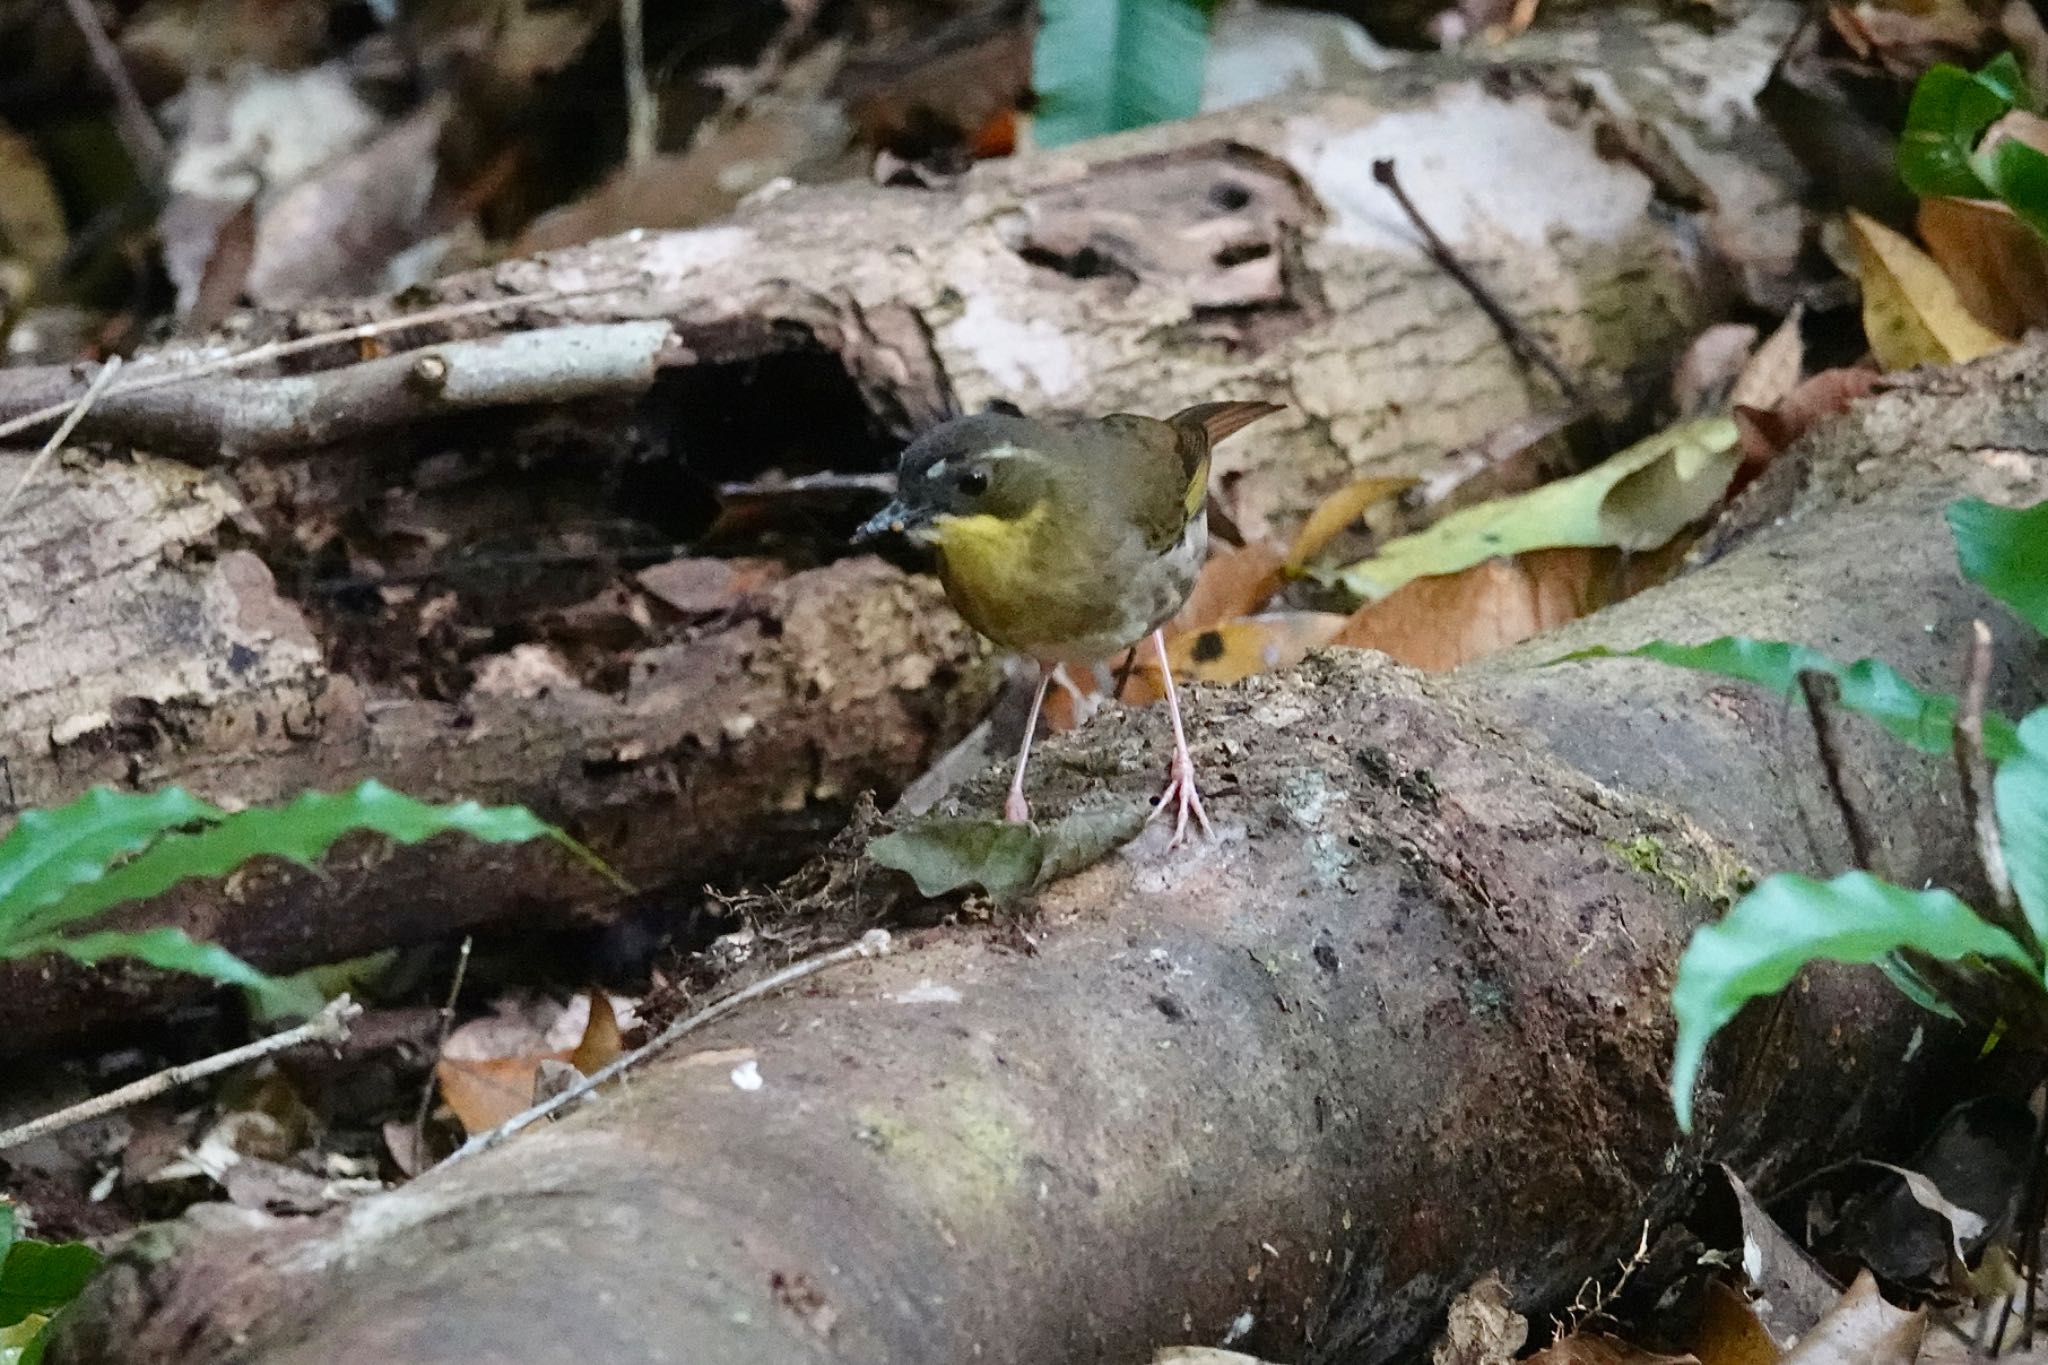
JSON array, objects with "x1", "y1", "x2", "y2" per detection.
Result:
[
  {"x1": 1729, "y1": 305, "x2": 1805, "y2": 414},
  {"x1": 569, "y1": 990, "x2": 624, "y2": 1074},
  {"x1": 0, "y1": 120, "x2": 66, "y2": 282},
  {"x1": 1528, "y1": 1333, "x2": 1698, "y2": 1364},
  {"x1": 1917, "y1": 195, "x2": 2048, "y2": 336},
  {"x1": 1777, "y1": 1271, "x2": 1922, "y2": 1365},
  {"x1": 436, "y1": 993, "x2": 634, "y2": 1135},
  {"x1": 1174, "y1": 542, "x2": 1287, "y2": 632},
  {"x1": 1732, "y1": 367, "x2": 1883, "y2": 472},
  {"x1": 1847, "y1": 209, "x2": 2011, "y2": 370},
  {"x1": 1285, "y1": 475, "x2": 1416, "y2": 572},
  {"x1": 1118, "y1": 612, "x2": 1350, "y2": 707},
  {"x1": 1334, "y1": 548, "x2": 1616, "y2": 671},
  {"x1": 1691, "y1": 1278, "x2": 1781, "y2": 1365},
  {"x1": 1430, "y1": 1273, "x2": 1527, "y2": 1365}
]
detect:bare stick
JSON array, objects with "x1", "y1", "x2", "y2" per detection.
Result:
[
  {"x1": 0, "y1": 355, "x2": 122, "y2": 520},
  {"x1": 410, "y1": 935, "x2": 473, "y2": 1159},
  {"x1": 621, "y1": 0, "x2": 656, "y2": 167},
  {"x1": 0, "y1": 996, "x2": 359, "y2": 1151},
  {"x1": 1955, "y1": 620, "x2": 2018, "y2": 930},
  {"x1": 57, "y1": 0, "x2": 168, "y2": 179},
  {"x1": 1798, "y1": 670, "x2": 1876, "y2": 872},
  {"x1": 0, "y1": 282, "x2": 636, "y2": 446},
  {"x1": 1371, "y1": 158, "x2": 1590, "y2": 411},
  {"x1": 441, "y1": 929, "x2": 893, "y2": 1168},
  {"x1": 0, "y1": 321, "x2": 674, "y2": 462}
]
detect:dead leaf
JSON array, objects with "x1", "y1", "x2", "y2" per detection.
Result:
[
  {"x1": 1691, "y1": 1278, "x2": 1781, "y2": 1365},
  {"x1": 1917, "y1": 195, "x2": 2048, "y2": 337},
  {"x1": 1125, "y1": 612, "x2": 1349, "y2": 702},
  {"x1": 1847, "y1": 209, "x2": 2011, "y2": 371},
  {"x1": 1732, "y1": 367, "x2": 1883, "y2": 471},
  {"x1": 1729, "y1": 305, "x2": 1805, "y2": 414},
  {"x1": 185, "y1": 198, "x2": 256, "y2": 332},
  {"x1": 1430, "y1": 1273, "x2": 1528, "y2": 1365},
  {"x1": 0, "y1": 119, "x2": 66, "y2": 281},
  {"x1": 1332, "y1": 419, "x2": 1740, "y2": 602},
  {"x1": 1777, "y1": 1271, "x2": 1922, "y2": 1365},
  {"x1": 1174, "y1": 542, "x2": 1288, "y2": 632},
  {"x1": 569, "y1": 990, "x2": 624, "y2": 1074},
  {"x1": 1717, "y1": 1165, "x2": 1841, "y2": 1348},
  {"x1": 1335, "y1": 548, "x2": 1616, "y2": 670},
  {"x1": 1285, "y1": 475, "x2": 1416, "y2": 572},
  {"x1": 1672, "y1": 324, "x2": 1760, "y2": 420},
  {"x1": 1527, "y1": 1332, "x2": 1698, "y2": 1364},
  {"x1": 436, "y1": 992, "x2": 637, "y2": 1135}
]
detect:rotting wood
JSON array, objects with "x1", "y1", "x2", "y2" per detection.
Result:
[
  {"x1": 49, "y1": 348, "x2": 2048, "y2": 1365},
  {"x1": 0, "y1": 2, "x2": 1807, "y2": 1043}
]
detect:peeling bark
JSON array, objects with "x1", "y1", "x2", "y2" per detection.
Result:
[{"x1": 49, "y1": 349, "x2": 2048, "y2": 1364}]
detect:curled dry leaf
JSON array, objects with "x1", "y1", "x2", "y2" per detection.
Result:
[
  {"x1": 1846, "y1": 209, "x2": 2010, "y2": 371},
  {"x1": 1672, "y1": 323, "x2": 1762, "y2": 420},
  {"x1": 1283, "y1": 474, "x2": 1416, "y2": 572},
  {"x1": 1777, "y1": 1271, "x2": 1923, "y2": 1365},
  {"x1": 1732, "y1": 367, "x2": 1884, "y2": 472},
  {"x1": 1526, "y1": 1333, "x2": 1698, "y2": 1364},
  {"x1": 1916, "y1": 194, "x2": 2048, "y2": 336},
  {"x1": 1430, "y1": 1272, "x2": 1527, "y2": 1365},
  {"x1": 1335, "y1": 548, "x2": 1616, "y2": 671},
  {"x1": 1690, "y1": 1278, "x2": 1780, "y2": 1365},
  {"x1": 435, "y1": 990, "x2": 637, "y2": 1136},
  {"x1": 1729, "y1": 305, "x2": 1806, "y2": 415}
]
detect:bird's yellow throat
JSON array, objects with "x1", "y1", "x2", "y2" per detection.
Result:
[{"x1": 929, "y1": 503, "x2": 1064, "y2": 648}]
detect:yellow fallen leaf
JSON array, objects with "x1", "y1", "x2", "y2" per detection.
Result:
[
  {"x1": 1284, "y1": 474, "x2": 1416, "y2": 572},
  {"x1": 1847, "y1": 209, "x2": 2009, "y2": 371},
  {"x1": 1916, "y1": 195, "x2": 2048, "y2": 338}
]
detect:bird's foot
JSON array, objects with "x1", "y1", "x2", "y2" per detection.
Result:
[
  {"x1": 1003, "y1": 789, "x2": 1032, "y2": 824},
  {"x1": 1147, "y1": 750, "x2": 1213, "y2": 850}
]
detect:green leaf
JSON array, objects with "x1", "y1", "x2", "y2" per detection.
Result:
[
  {"x1": 1996, "y1": 709, "x2": 2048, "y2": 961},
  {"x1": 1900, "y1": 59, "x2": 2022, "y2": 200},
  {"x1": 1671, "y1": 871, "x2": 2034, "y2": 1131},
  {"x1": 21, "y1": 781, "x2": 568, "y2": 940},
  {"x1": 1559, "y1": 636, "x2": 2019, "y2": 760},
  {"x1": 1032, "y1": 0, "x2": 1213, "y2": 149},
  {"x1": 0, "y1": 1206, "x2": 14, "y2": 1267},
  {"x1": 5, "y1": 927, "x2": 322, "y2": 1018},
  {"x1": 1331, "y1": 418, "x2": 1739, "y2": 602},
  {"x1": 869, "y1": 803, "x2": 1148, "y2": 903},
  {"x1": 1948, "y1": 497, "x2": 2048, "y2": 636},
  {"x1": 0, "y1": 1239, "x2": 100, "y2": 1331},
  {"x1": 1976, "y1": 134, "x2": 2048, "y2": 238},
  {"x1": 0, "y1": 787, "x2": 221, "y2": 931}
]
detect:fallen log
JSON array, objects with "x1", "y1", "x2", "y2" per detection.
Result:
[
  {"x1": 50, "y1": 349, "x2": 2048, "y2": 1363},
  {"x1": 0, "y1": 1, "x2": 1813, "y2": 1043}
]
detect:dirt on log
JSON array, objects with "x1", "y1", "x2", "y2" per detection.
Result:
[
  {"x1": 48, "y1": 347, "x2": 2048, "y2": 1364},
  {"x1": 0, "y1": 2, "x2": 1809, "y2": 1045}
]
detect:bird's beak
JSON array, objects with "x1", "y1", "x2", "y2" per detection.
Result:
[{"x1": 854, "y1": 499, "x2": 921, "y2": 546}]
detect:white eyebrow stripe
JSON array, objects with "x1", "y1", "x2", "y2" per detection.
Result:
[{"x1": 980, "y1": 444, "x2": 1024, "y2": 461}]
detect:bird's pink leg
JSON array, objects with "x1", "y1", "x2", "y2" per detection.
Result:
[
  {"x1": 1004, "y1": 666, "x2": 1052, "y2": 824},
  {"x1": 1145, "y1": 629, "x2": 1213, "y2": 847}
]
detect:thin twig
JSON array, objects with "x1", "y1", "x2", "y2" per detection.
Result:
[
  {"x1": 409, "y1": 935, "x2": 472, "y2": 1160},
  {"x1": 1798, "y1": 670, "x2": 1875, "y2": 871},
  {"x1": 0, "y1": 996, "x2": 359, "y2": 1151},
  {"x1": 440, "y1": 929, "x2": 892, "y2": 1168},
  {"x1": 1956, "y1": 620, "x2": 2018, "y2": 929},
  {"x1": 0, "y1": 355, "x2": 122, "y2": 520},
  {"x1": 0, "y1": 282, "x2": 635, "y2": 447},
  {"x1": 1371, "y1": 158, "x2": 1590, "y2": 411},
  {"x1": 621, "y1": 0, "x2": 657, "y2": 167},
  {"x1": 57, "y1": 0, "x2": 168, "y2": 180}
]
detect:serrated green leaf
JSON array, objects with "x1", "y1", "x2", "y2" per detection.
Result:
[
  {"x1": 1331, "y1": 419, "x2": 1739, "y2": 602},
  {"x1": 0, "y1": 787, "x2": 221, "y2": 932},
  {"x1": 1032, "y1": 0, "x2": 1213, "y2": 148},
  {"x1": 1559, "y1": 636, "x2": 2018, "y2": 760},
  {"x1": 5, "y1": 927, "x2": 322, "y2": 1018},
  {"x1": 1948, "y1": 497, "x2": 2048, "y2": 636},
  {"x1": 0, "y1": 1238, "x2": 99, "y2": 1331},
  {"x1": 22, "y1": 781, "x2": 569, "y2": 940},
  {"x1": 1996, "y1": 709, "x2": 2048, "y2": 962},
  {"x1": 1671, "y1": 871, "x2": 2033, "y2": 1131},
  {"x1": 1900, "y1": 60, "x2": 2018, "y2": 200}
]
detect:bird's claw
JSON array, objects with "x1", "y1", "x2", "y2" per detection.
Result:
[
  {"x1": 1148, "y1": 752, "x2": 1213, "y2": 850},
  {"x1": 1003, "y1": 789, "x2": 1032, "y2": 824}
]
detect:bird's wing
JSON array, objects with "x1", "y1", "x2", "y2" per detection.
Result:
[{"x1": 1165, "y1": 401, "x2": 1285, "y2": 522}]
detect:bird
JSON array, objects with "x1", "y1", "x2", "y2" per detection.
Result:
[{"x1": 855, "y1": 400, "x2": 1283, "y2": 846}]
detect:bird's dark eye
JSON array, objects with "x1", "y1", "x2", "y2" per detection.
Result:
[{"x1": 957, "y1": 468, "x2": 990, "y2": 497}]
